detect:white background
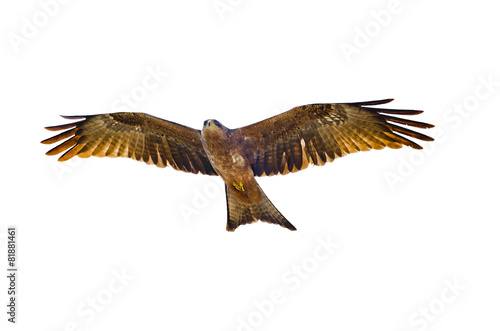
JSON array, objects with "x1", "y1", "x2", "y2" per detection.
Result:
[{"x1": 1, "y1": 0, "x2": 499, "y2": 330}]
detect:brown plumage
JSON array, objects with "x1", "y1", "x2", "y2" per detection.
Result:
[
  {"x1": 43, "y1": 113, "x2": 217, "y2": 175},
  {"x1": 42, "y1": 99, "x2": 434, "y2": 231}
]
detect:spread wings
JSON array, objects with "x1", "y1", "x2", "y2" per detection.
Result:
[
  {"x1": 232, "y1": 99, "x2": 434, "y2": 176},
  {"x1": 41, "y1": 113, "x2": 217, "y2": 175}
]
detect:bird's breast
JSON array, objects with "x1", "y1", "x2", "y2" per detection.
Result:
[
  {"x1": 201, "y1": 128, "x2": 260, "y2": 203},
  {"x1": 201, "y1": 129, "x2": 253, "y2": 177}
]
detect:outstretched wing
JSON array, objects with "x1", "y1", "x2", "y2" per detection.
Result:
[
  {"x1": 42, "y1": 112, "x2": 217, "y2": 175},
  {"x1": 232, "y1": 99, "x2": 434, "y2": 176}
]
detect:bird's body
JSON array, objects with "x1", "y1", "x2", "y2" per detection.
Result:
[
  {"x1": 201, "y1": 119, "x2": 294, "y2": 230},
  {"x1": 42, "y1": 99, "x2": 434, "y2": 231},
  {"x1": 202, "y1": 120, "x2": 260, "y2": 204}
]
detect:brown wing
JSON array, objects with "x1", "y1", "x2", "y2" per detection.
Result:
[
  {"x1": 41, "y1": 112, "x2": 217, "y2": 175},
  {"x1": 232, "y1": 99, "x2": 434, "y2": 176}
]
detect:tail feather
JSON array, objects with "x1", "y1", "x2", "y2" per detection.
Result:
[{"x1": 225, "y1": 183, "x2": 296, "y2": 231}]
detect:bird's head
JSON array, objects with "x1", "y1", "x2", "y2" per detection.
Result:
[{"x1": 203, "y1": 119, "x2": 226, "y2": 131}]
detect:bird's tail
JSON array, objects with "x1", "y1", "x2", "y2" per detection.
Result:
[{"x1": 225, "y1": 182, "x2": 296, "y2": 231}]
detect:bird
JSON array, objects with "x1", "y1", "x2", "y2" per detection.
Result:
[{"x1": 42, "y1": 98, "x2": 434, "y2": 231}]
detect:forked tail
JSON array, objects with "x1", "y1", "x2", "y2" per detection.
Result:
[{"x1": 225, "y1": 182, "x2": 296, "y2": 231}]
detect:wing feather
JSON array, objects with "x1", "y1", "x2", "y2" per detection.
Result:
[
  {"x1": 42, "y1": 128, "x2": 78, "y2": 144},
  {"x1": 79, "y1": 128, "x2": 107, "y2": 158},
  {"x1": 127, "y1": 130, "x2": 139, "y2": 159},
  {"x1": 104, "y1": 130, "x2": 124, "y2": 157},
  {"x1": 92, "y1": 129, "x2": 115, "y2": 157},
  {"x1": 148, "y1": 133, "x2": 159, "y2": 166},
  {"x1": 42, "y1": 113, "x2": 217, "y2": 175},
  {"x1": 46, "y1": 136, "x2": 79, "y2": 156},
  {"x1": 233, "y1": 99, "x2": 434, "y2": 176},
  {"x1": 159, "y1": 135, "x2": 175, "y2": 169},
  {"x1": 117, "y1": 131, "x2": 131, "y2": 157},
  {"x1": 59, "y1": 137, "x2": 89, "y2": 162}
]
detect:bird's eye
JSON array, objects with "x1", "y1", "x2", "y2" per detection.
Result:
[
  {"x1": 214, "y1": 120, "x2": 219, "y2": 126},
  {"x1": 203, "y1": 120, "x2": 208, "y2": 126}
]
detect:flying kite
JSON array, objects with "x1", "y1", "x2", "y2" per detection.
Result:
[{"x1": 42, "y1": 99, "x2": 433, "y2": 231}]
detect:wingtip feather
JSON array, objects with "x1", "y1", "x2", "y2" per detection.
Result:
[
  {"x1": 60, "y1": 115, "x2": 87, "y2": 119},
  {"x1": 350, "y1": 98, "x2": 394, "y2": 106},
  {"x1": 45, "y1": 124, "x2": 75, "y2": 131}
]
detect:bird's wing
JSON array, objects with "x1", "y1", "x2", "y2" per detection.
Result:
[
  {"x1": 232, "y1": 99, "x2": 434, "y2": 176},
  {"x1": 42, "y1": 112, "x2": 217, "y2": 175}
]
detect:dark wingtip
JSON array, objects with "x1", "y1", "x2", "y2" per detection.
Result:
[
  {"x1": 378, "y1": 109, "x2": 425, "y2": 115},
  {"x1": 60, "y1": 115, "x2": 86, "y2": 119},
  {"x1": 44, "y1": 123, "x2": 76, "y2": 131},
  {"x1": 44, "y1": 117, "x2": 87, "y2": 131},
  {"x1": 349, "y1": 98, "x2": 394, "y2": 106}
]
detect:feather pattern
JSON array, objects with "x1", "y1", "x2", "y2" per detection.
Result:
[
  {"x1": 41, "y1": 112, "x2": 217, "y2": 175},
  {"x1": 233, "y1": 99, "x2": 434, "y2": 176}
]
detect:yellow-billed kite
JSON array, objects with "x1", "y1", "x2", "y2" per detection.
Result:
[{"x1": 42, "y1": 99, "x2": 433, "y2": 231}]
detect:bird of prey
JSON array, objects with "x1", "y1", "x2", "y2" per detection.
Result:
[{"x1": 42, "y1": 99, "x2": 433, "y2": 231}]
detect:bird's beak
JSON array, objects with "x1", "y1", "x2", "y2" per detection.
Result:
[{"x1": 208, "y1": 120, "x2": 216, "y2": 128}]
